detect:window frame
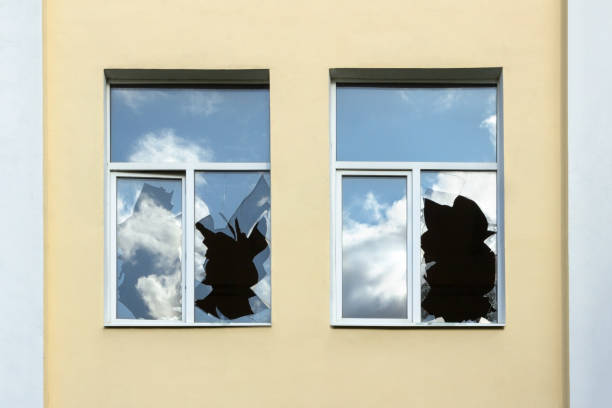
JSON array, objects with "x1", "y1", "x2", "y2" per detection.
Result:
[
  {"x1": 104, "y1": 70, "x2": 271, "y2": 327},
  {"x1": 329, "y1": 69, "x2": 506, "y2": 327},
  {"x1": 109, "y1": 172, "x2": 187, "y2": 325}
]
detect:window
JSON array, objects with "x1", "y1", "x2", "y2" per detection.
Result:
[
  {"x1": 330, "y1": 69, "x2": 505, "y2": 326},
  {"x1": 105, "y1": 70, "x2": 271, "y2": 326}
]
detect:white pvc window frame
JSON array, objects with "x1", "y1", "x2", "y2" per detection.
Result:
[
  {"x1": 109, "y1": 172, "x2": 187, "y2": 325},
  {"x1": 104, "y1": 74, "x2": 271, "y2": 327},
  {"x1": 329, "y1": 74, "x2": 506, "y2": 327}
]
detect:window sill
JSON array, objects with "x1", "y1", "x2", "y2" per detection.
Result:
[
  {"x1": 331, "y1": 320, "x2": 505, "y2": 328},
  {"x1": 104, "y1": 321, "x2": 271, "y2": 328}
]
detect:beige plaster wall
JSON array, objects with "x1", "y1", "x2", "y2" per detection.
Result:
[{"x1": 45, "y1": 0, "x2": 566, "y2": 406}]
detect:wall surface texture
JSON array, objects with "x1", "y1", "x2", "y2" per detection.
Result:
[
  {"x1": 45, "y1": 1, "x2": 566, "y2": 407},
  {"x1": 0, "y1": 0, "x2": 44, "y2": 407},
  {"x1": 568, "y1": 1, "x2": 612, "y2": 407}
]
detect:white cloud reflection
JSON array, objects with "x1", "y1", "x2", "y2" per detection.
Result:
[
  {"x1": 129, "y1": 129, "x2": 214, "y2": 163},
  {"x1": 115, "y1": 89, "x2": 222, "y2": 117},
  {"x1": 342, "y1": 195, "x2": 407, "y2": 318},
  {"x1": 118, "y1": 193, "x2": 182, "y2": 320},
  {"x1": 480, "y1": 114, "x2": 497, "y2": 147},
  {"x1": 397, "y1": 88, "x2": 461, "y2": 112},
  {"x1": 194, "y1": 195, "x2": 210, "y2": 221},
  {"x1": 114, "y1": 89, "x2": 168, "y2": 112},
  {"x1": 426, "y1": 172, "x2": 496, "y2": 224},
  {"x1": 183, "y1": 92, "x2": 223, "y2": 116},
  {"x1": 194, "y1": 198, "x2": 210, "y2": 283},
  {"x1": 424, "y1": 171, "x2": 497, "y2": 252},
  {"x1": 434, "y1": 89, "x2": 461, "y2": 111}
]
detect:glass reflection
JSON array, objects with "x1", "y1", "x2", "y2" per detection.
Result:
[
  {"x1": 194, "y1": 172, "x2": 271, "y2": 323},
  {"x1": 116, "y1": 178, "x2": 183, "y2": 320},
  {"x1": 337, "y1": 86, "x2": 496, "y2": 162},
  {"x1": 420, "y1": 171, "x2": 497, "y2": 323},
  {"x1": 342, "y1": 177, "x2": 408, "y2": 318},
  {"x1": 110, "y1": 87, "x2": 270, "y2": 163}
]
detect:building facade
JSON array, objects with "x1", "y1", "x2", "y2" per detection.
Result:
[{"x1": 0, "y1": 0, "x2": 609, "y2": 406}]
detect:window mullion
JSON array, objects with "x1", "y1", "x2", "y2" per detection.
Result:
[
  {"x1": 185, "y1": 168, "x2": 195, "y2": 323},
  {"x1": 108, "y1": 162, "x2": 270, "y2": 172},
  {"x1": 411, "y1": 168, "x2": 421, "y2": 323},
  {"x1": 405, "y1": 173, "x2": 412, "y2": 322},
  {"x1": 335, "y1": 171, "x2": 343, "y2": 321},
  {"x1": 109, "y1": 173, "x2": 118, "y2": 322}
]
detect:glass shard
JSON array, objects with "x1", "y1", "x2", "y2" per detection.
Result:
[
  {"x1": 336, "y1": 86, "x2": 496, "y2": 162},
  {"x1": 111, "y1": 87, "x2": 270, "y2": 163},
  {"x1": 342, "y1": 176, "x2": 408, "y2": 318},
  {"x1": 420, "y1": 171, "x2": 497, "y2": 322},
  {"x1": 194, "y1": 172, "x2": 271, "y2": 322},
  {"x1": 116, "y1": 178, "x2": 183, "y2": 320}
]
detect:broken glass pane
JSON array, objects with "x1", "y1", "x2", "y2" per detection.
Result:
[
  {"x1": 110, "y1": 87, "x2": 270, "y2": 163},
  {"x1": 342, "y1": 177, "x2": 408, "y2": 318},
  {"x1": 194, "y1": 172, "x2": 271, "y2": 323},
  {"x1": 420, "y1": 171, "x2": 497, "y2": 323},
  {"x1": 336, "y1": 86, "x2": 496, "y2": 162},
  {"x1": 116, "y1": 178, "x2": 183, "y2": 320}
]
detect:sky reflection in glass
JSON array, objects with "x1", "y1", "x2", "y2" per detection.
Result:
[
  {"x1": 337, "y1": 86, "x2": 497, "y2": 162},
  {"x1": 194, "y1": 172, "x2": 271, "y2": 323},
  {"x1": 421, "y1": 171, "x2": 497, "y2": 231},
  {"x1": 420, "y1": 171, "x2": 497, "y2": 322},
  {"x1": 110, "y1": 87, "x2": 270, "y2": 163},
  {"x1": 342, "y1": 177, "x2": 408, "y2": 318},
  {"x1": 116, "y1": 178, "x2": 183, "y2": 320}
]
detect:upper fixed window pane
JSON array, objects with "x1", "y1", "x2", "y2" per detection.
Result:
[
  {"x1": 336, "y1": 85, "x2": 497, "y2": 162},
  {"x1": 110, "y1": 87, "x2": 270, "y2": 163}
]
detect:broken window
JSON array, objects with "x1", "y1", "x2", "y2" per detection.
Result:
[
  {"x1": 421, "y1": 172, "x2": 497, "y2": 323},
  {"x1": 332, "y1": 79, "x2": 504, "y2": 326},
  {"x1": 106, "y1": 80, "x2": 271, "y2": 326},
  {"x1": 194, "y1": 172, "x2": 271, "y2": 323}
]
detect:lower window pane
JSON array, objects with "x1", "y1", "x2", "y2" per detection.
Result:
[
  {"x1": 116, "y1": 178, "x2": 183, "y2": 320},
  {"x1": 194, "y1": 172, "x2": 271, "y2": 323},
  {"x1": 420, "y1": 171, "x2": 497, "y2": 323},
  {"x1": 342, "y1": 176, "x2": 408, "y2": 318}
]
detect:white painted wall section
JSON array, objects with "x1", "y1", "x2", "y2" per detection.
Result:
[
  {"x1": 569, "y1": 1, "x2": 612, "y2": 406},
  {"x1": 0, "y1": 0, "x2": 43, "y2": 407}
]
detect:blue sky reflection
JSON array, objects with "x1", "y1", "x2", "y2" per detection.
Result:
[
  {"x1": 337, "y1": 86, "x2": 496, "y2": 162},
  {"x1": 116, "y1": 178, "x2": 183, "y2": 320},
  {"x1": 111, "y1": 87, "x2": 270, "y2": 163},
  {"x1": 342, "y1": 177, "x2": 408, "y2": 318}
]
